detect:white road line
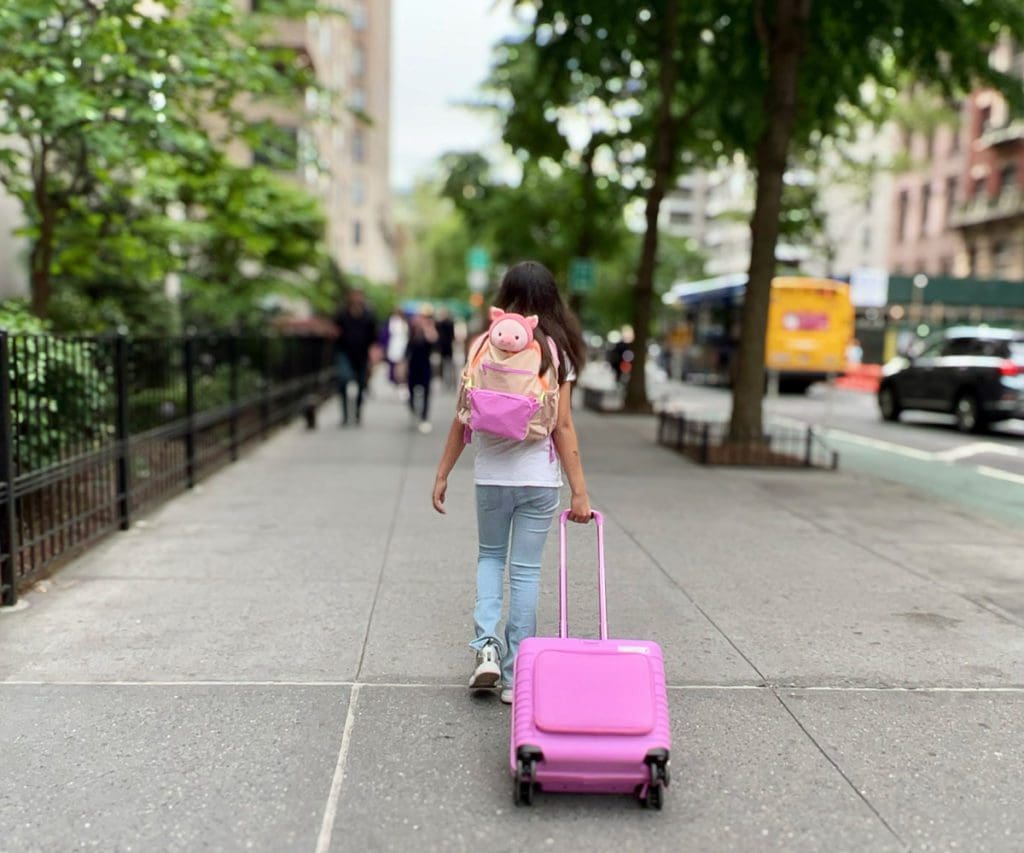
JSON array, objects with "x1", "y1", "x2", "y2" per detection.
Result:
[
  {"x1": 977, "y1": 465, "x2": 1024, "y2": 486},
  {"x1": 820, "y1": 428, "x2": 937, "y2": 461},
  {"x1": 935, "y1": 442, "x2": 1024, "y2": 462},
  {"x1": 315, "y1": 683, "x2": 360, "y2": 853}
]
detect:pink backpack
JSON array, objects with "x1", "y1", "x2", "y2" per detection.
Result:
[{"x1": 458, "y1": 308, "x2": 560, "y2": 445}]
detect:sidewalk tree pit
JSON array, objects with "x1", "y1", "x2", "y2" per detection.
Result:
[{"x1": 657, "y1": 413, "x2": 838, "y2": 469}]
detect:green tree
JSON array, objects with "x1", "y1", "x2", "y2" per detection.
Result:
[
  {"x1": 394, "y1": 180, "x2": 474, "y2": 302},
  {"x1": 0, "y1": 0, "x2": 319, "y2": 325},
  {"x1": 498, "y1": 1, "x2": 730, "y2": 412},
  {"x1": 722, "y1": 0, "x2": 1024, "y2": 440}
]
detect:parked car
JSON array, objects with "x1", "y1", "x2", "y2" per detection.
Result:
[{"x1": 878, "y1": 327, "x2": 1024, "y2": 432}]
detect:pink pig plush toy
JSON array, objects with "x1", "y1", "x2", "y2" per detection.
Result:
[{"x1": 488, "y1": 307, "x2": 538, "y2": 353}]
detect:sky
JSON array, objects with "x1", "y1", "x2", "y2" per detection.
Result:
[{"x1": 390, "y1": 0, "x2": 520, "y2": 191}]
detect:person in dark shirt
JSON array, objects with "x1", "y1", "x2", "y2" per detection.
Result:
[
  {"x1": 333, "y1": 289, "x2": 377, "y2": 426},
  {"x1": 406, "y1": 307, "x2": 438, "y2": 433},
  {"x1": 435, "y1": 308, "x2": 456, "y2": 389}
]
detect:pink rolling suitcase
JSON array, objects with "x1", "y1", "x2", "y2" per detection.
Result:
[{"x1": 510, "y1": 510, "x2": 671, "y2": 808}]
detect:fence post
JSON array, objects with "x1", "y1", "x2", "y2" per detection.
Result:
[
  {"x1": 0, "y1": 331, "x2": 18, "y2": 606},
  {"x1": 804, "y1": 426, "x2": 814, "y2": 468},
  {"x1": 229, "y1": 335, "x2": 239, "y2": 462},
  {"x1": 260, "y1": 337, "x2": 271, "y2": 439},
  {"x1": 114, "y1": 333, "x2": 131, "y2": 530},
  {"x1": 184, "y1": 333, "x2": 196, "y2": 488},
  {"x1": 700, "y1": 422, "x2": 710, "y2": 464}
]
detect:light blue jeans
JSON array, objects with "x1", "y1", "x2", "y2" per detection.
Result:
[{"x1": 471, "y1": 485, "x2": 560, "y2": 685}]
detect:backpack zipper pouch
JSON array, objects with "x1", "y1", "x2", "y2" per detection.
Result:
[{"x1": 467, "y1": 388, "x2": 541, "y2": 441}]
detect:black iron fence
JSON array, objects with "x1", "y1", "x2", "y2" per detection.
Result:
[
  {"x1": 657, "y1": 411, "x2": 839, "y2": 469},
  {"x1": 0, "y1": 331, "x2": 335, "y2": 605}
]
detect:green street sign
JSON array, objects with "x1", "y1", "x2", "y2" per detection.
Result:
[
  {"x1": 569, "y1": 257, "x2": 596, "y2": 293},
  {"x1": 466, "y1": 246, "x2": 490, "y2": 271}
]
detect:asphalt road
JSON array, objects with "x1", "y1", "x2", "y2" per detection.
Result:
[{"x1": 652, "y1": 377, "x2": 1024, "y2": 526}]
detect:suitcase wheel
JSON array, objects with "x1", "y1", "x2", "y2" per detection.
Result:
[
  {"x1": 640, "y1": 750, "x2": 670, "y2": 810},
  {"x1": 513, "y1": 758, "x2": 537, "y2": 806},
  {"x1": 643, "y1": 782, "x2": 664, "y2": 810},
  {"x1": 513, "y1": 746, "x2": 542, "y2": 806}
]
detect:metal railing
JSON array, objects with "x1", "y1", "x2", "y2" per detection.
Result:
[
  {"x1": 0, "y1": 331, "x2": 335, "y2": 605},
  {"x1": 657, "y1": 411, "x2": 839, "y2": 469}
]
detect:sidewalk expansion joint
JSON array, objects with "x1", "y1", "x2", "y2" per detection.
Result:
[
  {"x1": 596, "y1": 495, "x2": 770, "y2": 685},
  {"x1": 6, "y1": 680, "x2": 1024, "y2": 692},
  {"x1": 315, "y1": 682, "x2": 360, "y2": 853},
  {"x1": 772, "y1": 688, "x2": 908, "y2": 848},
  {"x1": 353, "y1": 432, "x2": 414, "y2": 682}
]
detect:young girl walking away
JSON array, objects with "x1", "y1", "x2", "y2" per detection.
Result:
[{"x1": 431, "y1": 260, "x2": 591, "y2": 704}]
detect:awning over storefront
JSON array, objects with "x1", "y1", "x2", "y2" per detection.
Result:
[{"x1": 662, "y1": 273, "x2": 748, "y2": 307}]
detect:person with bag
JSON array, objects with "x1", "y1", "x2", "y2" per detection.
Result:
[
  {"x1": 333, "y1": 289, "x2": 377, "y2": 426},
  {"x1": 431, "y1": 260, "x2": 592, "y2": 704}
]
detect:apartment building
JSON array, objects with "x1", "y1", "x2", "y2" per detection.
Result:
[
  {"x1": 888, "y1": 102, "x2": 970, "y2": 278},
  {"x1": 663, "y1": 143, "x2": 893, "y2": 282},
  {"x1": 250, "y1": 0, "x2": 395, "y2": 285},
  {"x1": 948, "y1": 40, "x2": 1024, "y2": 280},
  {"x1": 306, "y1": 0, "x2": 395, "y2": 284}
]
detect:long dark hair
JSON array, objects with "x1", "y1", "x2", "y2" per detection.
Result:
[{"x1": 493, "y1": 261, "x2": 585, "y2": 384}]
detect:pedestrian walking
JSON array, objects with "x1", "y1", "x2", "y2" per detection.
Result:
[
  {"x1": 407, "y1": 307, "x2": 438, "y2": 433},
  {"x1": 435, "y1": 308, "x2": 457, "y2": 390},
  {"x1": 430, "y1": 260, "x2": 591, "y2": 705},
  {"x1": 333, "y1": 289, "x2": 377, "y2": 426},
  {"x1": 384, "y1": 308, "x2": 409, "y2": 390}
]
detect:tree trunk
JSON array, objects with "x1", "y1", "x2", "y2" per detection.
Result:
[
  {"x1": 569, "y1": 141, "x2": 599, "y2": 317},
  {"x1": 623, "y1": 0, "x2": 679, "y2": 414},
  {"x1": 728, "y1": 0, "x2": 811, "y2": 440},
  {"x1": 30, "y1": 206, "x2": 55, "y2": 319}
]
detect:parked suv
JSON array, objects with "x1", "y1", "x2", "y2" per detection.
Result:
[{"x1": 878, "y1": 327, "x2": 1024, "y2": 432}]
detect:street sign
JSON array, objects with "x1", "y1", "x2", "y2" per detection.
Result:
[
  {"x1": 849, "y1": 267, "x2": 889, "y2": 308},
  {"x1": 569, "y1": 257, "x2": 596, "y2": 294},
  {"x1": 466, "y1": 246, "x2": 490, "y2": 271},
  {"x1": 467, "y1": 268, "x2": 488, "y2": 293}
]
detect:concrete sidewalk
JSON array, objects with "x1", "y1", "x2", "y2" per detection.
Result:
[{"x1": 2, "y1": 386, "x2": 1023, "y2": 852}]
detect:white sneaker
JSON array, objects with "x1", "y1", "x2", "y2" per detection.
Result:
[
  {"x1": 500, "y1": 686, "x2": 513, "y2": 705},
  {"x1": 417, "y1": 421, "x2": 433, "y2": 434},
  {"x1": 469, "y1": 642, "x2": 501, "y2": 689}
]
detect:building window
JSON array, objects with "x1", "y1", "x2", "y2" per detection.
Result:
[
  {"x1": 351, "y1": 1, "x2": 367, "y2": 31},
  {"x1": 993, "y1": 239, "x2": 1012, "y2": 276},
  {"x1": 352, "y1": 129, "x2": 366, "y2": 163},
  {"x1": 353, "y1": 46, "x2": 366, "y2": 77},
  {"x1": 897, "y1": 189, "x2": 909, "y2": 242},
  {"x1": 925, "y1": 129, "x2": 935, "y2": 159},
  {"x1": 967, "y1": 244, "x2": 978, "y2": 275},
  {"x1": 352, "y1": 176, "x2": 366, "y2": 206},
  {"x1": 950, "y1": 126, "x2": 961, "y2": 153},
  {"x1": 972, "y1": 176, "x2": 987, "y2": 200},
  {"x1": 999, "y1": 162, "x2": 1017, "y2": 196},
  {"x1": 669, "y1": 210, "x2": 692, "y2": 227},
  {"x1": 861, "y1": 226, "x2": 871, "y2": 252},
  {"x1": 920, "y1": 183, "x2": 931, "y2": 234},
  {"x1": 945, "y1": 176, "x2": 958, "y2": 223},
  {"x1": 353, "y1": 220, "x2": 362, "y2": 246},
  {"x1": 940, "y1": 257, "x2": 953, "y2": 276},
  {"x1": 979, "y1": 104, "x2": 993, "y2": 134}
]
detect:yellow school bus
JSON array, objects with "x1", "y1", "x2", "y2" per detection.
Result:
[{"x1": 765, "y1": 277, "x2": 854, "y2": 390}]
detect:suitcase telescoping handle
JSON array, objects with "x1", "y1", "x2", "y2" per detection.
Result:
[{"x1": 558, "y1": 509, "x2": 608, "y2": 640}]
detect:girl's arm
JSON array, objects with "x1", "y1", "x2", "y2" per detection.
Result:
[
  {"x1": 432, "y1": 416, "x2": 466, "y2": 514},
  {"x1": 552, "y1": 383, "x2": 592, "y2": 523}
]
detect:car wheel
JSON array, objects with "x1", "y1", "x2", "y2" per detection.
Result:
[
  {"x1": 954, "y1": 392, "x2": 986, "y2": 434},
  {"x1": 878, "y1": 385, "x2": 901, "y2": 422}
]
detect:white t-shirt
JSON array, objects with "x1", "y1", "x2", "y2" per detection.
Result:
[{"x1": 473, "y1": 356, "x2": 576, "y2": 488}]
